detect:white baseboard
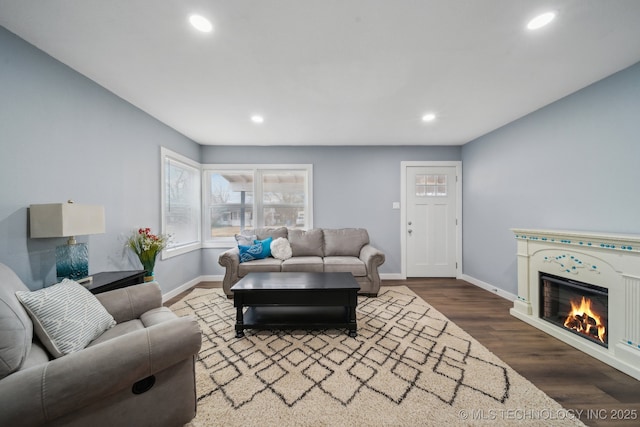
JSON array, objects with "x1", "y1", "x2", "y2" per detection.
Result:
[
  {"x1": 460, "y1": 274, "x2": 517, "y2": 302},
  {"x1": 162, "y1": 276, "x2": 202, "y2": 303},
  {"x1": 200, "y1": 274, "x2": 224, "y2": 282},
  {"x1": 380, "y1": 273, "x2": 403, "y2": 280}
]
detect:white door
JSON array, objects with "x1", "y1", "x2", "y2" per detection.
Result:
[{"x1": 405, "y1": 165, "x2": 457, "y2": 277}]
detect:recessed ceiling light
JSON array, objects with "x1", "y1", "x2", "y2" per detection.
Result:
[
  {"x1": 421, "y1": 113, "x2": 436, "y2": 123},
  {"x1": 527, "y1": 11, "x2": 556, "y2": 30},
  {"x1": 189, "y1": 14, "x2": 213, "y2": 33},
  {"x1": 251, "y1": 115, "x2": 264, "y2": 124}
]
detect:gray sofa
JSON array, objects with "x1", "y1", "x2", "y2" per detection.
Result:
[
  {"x1": 0, "y1": 262, "x2": 202, "y2": 427},
  {"x1": 218, "y1": 227, "x2": 385, "y2": 296}
]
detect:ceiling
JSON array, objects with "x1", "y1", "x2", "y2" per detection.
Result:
[{"x1": 2, "y1": 1, "x2": 640, "y2": 146}]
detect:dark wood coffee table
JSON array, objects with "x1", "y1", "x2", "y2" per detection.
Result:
[{"x1": 230, "y1": 272, "x2": 360, "y2": 338}]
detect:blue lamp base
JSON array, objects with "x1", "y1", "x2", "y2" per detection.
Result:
[{"x1": 56, "y1": 243, "x2": 89, "y2": 281}]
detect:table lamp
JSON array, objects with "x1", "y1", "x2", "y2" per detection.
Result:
[{"x1": 29, "y1": 200, "x2": 105, "y2": 282}]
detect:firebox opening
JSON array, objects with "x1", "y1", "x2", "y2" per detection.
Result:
[{"x1": 539, "y1": 273, "x2": 608, "y2": 348}]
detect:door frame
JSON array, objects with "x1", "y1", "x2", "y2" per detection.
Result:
[{"x1": 400, "y1": 161, "x2": 462, "y2": 279}]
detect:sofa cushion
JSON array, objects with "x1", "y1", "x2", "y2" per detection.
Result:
[
  {"x1": 19, "y1": 340, "x2": 50, "y2": 370},
  {"x1": 252, "y1": 227, "x2": 288, "y2": 241},
  {"x1": 87, "y1": 319, "x2": 144, "y2": 347},
  {"x1": 288, "y1": 229, "x2": 324, "y2": 257},
  {"x1": 15, "y1": 279, "x2": 116, "y2": 358},
  {"x1": 323, "y1": 228, "x2": 370, "y2": 257},
  {"x1": 0, "y1": 263, "x2": 33, "y2": 380},
  {"x1": 323, "y1": 256, "x2": 367, "y2": 276},
  {"x1": 281, "y1": 256, "x2": 324, "y2": 273},
  {"x1": 238, "y1": 258, "x2": 283, "y2": 277}
]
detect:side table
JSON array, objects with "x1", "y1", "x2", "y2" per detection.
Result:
[{"x1": 86, "y1": 270, "x2": 146, "y2": 294}]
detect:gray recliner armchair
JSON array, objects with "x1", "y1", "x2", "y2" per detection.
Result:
[{"x1": 0, "y1": 262, "x2": 202, "y2": 427}]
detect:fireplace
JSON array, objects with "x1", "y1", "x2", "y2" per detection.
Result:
[
  {"x1": 539, "y1": 273, "x2": 608, "y2": 348},
  {"x1": 510, "y1": 228, "x2": 640, "y2": 380}
]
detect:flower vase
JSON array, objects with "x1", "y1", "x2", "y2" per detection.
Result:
[
  {"x1": 128, "y1": 228, "x2": 169, "y2": 284},
  {"x1": 140, "y1": 252, "x2": 157, "y2": 283}
]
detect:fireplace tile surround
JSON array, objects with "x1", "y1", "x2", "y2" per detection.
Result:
[{"x1": 510, "y1": 228, "x2": 640, "y2": 380}]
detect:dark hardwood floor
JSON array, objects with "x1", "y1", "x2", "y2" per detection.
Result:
[{"x1": 166, "y1": 278, "x2": 640, "y2": 427}]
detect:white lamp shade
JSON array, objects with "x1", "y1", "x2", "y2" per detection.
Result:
[{"x1": 30, "y1": 203, "x2": 105, "y2": 238}]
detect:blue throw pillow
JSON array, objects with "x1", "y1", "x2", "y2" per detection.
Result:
[
  {"x1": 254, "y1": 237, "x2": 273, "y2": 258},
  {"x1": 239, "y1": 244, "x2": 264, "y2": 263}
]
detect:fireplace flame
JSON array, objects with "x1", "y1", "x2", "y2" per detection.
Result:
[{"x1": 563, "y1": 297, "x2": 606, "y2": 343}]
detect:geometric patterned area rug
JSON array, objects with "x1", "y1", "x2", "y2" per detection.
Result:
[{"x1": 170, "y1": 286, "x2": 584, "y2": 426}]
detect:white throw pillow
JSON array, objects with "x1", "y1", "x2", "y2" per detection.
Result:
[
  {"x1": 270, "y1": 237, "x2": 293, "y2": 260},
  {"x1": 15, "y1": 279, "x2": 116, "y2": 358}
]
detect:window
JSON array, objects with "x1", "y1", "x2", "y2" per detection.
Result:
[
  {"x1": 161, "y1": 148, "x2": 201, "y2": 258},
  {"x1": 415, "y1": 174, "x2": 447, "y2": 197},
  {"x1": 203, "y1": 165, "x2": 312, "y2": 246}
]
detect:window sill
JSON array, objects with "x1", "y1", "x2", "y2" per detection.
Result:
[
  {"x1": 162, "y1": 242, "x2": 202, "y2": 259},
  {"x1": 202, "y1": 239, "x2": 236, "y2": 250}
]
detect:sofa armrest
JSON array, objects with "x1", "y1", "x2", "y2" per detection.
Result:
[
  {"x1": 0, "y1": 316, "x2": 201, "y2": 426},
  {"x1": 359, "y1": 244, "x2": 386, "y2": 293},
  {"x1": 218, "y1": 246, "x2": 240, "y2": 295},
  {"x1": 95, "y1": 282, "x2": 162, "y2": 323},
  {"x1": 359, "y1": 244, "x2": 385, "y2": 268}
]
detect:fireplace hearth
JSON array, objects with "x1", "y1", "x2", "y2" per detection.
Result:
[{"x1": 510, "y1": 228, "x2": 640, "y2": 381}]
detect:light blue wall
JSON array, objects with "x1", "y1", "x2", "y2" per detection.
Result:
[
  {"x1": 6, "y1": 21, "x2": 637, "y2": 295},
  {"x1": 0, "y1": 27, "x2": 201, "y2": 292},
  {"x1": 201, "y1": 145, "x2": 461, "y2": 276},
  {"x1": 0, "y1": 25, "x2": 461, "y2": 290},
  {"x1": 461, "y1": 61, "x2": 640, "y2": 295}
]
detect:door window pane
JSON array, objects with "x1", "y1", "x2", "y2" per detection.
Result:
[{"x1": 415, "y1": 174, "x2": 447, "y2": 197}]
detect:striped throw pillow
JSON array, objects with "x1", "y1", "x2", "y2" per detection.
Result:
[{"x1": 15, "y1": 279, "x2": 116, "y2": 358}]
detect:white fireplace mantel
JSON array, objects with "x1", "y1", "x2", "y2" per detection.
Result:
[{"x1": 510, "y1": 228, "x2": 640, "y2": 381}]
